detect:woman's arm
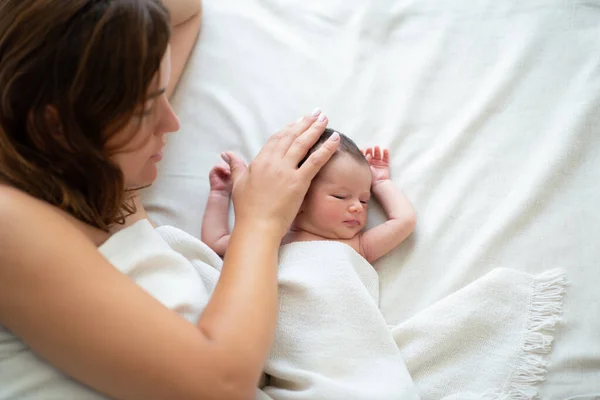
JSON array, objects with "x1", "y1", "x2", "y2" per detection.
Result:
[
  {"x1": 0, "y1": 187, "x2": 250, "y2": 400},
  {"x1": 0, "y1": 113, "x2": 339, "y2": 400},
  {"x1": 163, "y1": 0, "x2": 203, "y2": 97}
]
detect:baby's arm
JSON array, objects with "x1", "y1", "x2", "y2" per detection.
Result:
[
  {"x1": 359, "y1": 147, "x2": 416, "y2": 264},
  {"x1": 201, "y1": 162, "x2": 232, "y2": 257}
]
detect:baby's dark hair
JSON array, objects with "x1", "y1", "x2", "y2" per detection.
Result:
[{"x1": 299, "y1": 128, "x2": 368, "y2": 167}]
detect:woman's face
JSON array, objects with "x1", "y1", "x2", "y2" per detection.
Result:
[{"x1": 107, "y1": 47, "x2": 180, "y2": 189}]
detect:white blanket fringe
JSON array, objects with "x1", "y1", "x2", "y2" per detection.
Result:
[
  {"x1": 480, "y1": 269, "x2": 568, "y2": 400},
  {"x1": 503, "y1": 269, "x2": 568, "y2": 400}
]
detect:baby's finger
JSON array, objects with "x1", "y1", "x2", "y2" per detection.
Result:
[
  {"x1": 215, "y1": 167, "x2": 231, "y2": 178},
  {"x1": 374, "y1": 146, "x2": 382, "y2": 160},
  {"x1": 365, "y1": 148, "x2": 373, "y2": 158},
  {"x1": 214, "y1": 162, "x2": 230, "y2": 171},
  {"x1": 297, "y1": 131, "x2": 340, "y2": 181},
  {"x1": 383, "y1": 149, "x2": 390, "y2": 163},
  {"x1": 284, "y1": 112, "x2": 329, "y2": 165},
  {"x1": 221, "y1": 152, "x2": 246, "y2": 183}
]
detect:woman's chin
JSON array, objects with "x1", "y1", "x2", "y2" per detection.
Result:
[{"x1": 126, "y1": 164, "x2": 159, "y2": 190}]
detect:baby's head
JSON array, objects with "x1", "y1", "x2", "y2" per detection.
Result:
[{"x1": 295, "y1": 128, "x2": 372, "y2": 240}]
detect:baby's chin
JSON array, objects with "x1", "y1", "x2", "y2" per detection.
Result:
[{"x1": 310, "y1": 226, "x2": 362, "y2": 241}]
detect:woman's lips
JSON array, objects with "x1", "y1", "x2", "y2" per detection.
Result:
[{"x1": 150, "y1": 150, "x2": 163, "y2": 161}]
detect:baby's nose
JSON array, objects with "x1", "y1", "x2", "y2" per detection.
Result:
[{"x1": 349, "y1": 202, "x2": 363, "y2": 213}]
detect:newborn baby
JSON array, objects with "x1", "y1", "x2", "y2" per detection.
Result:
[
  {"x1": 281, "y1": 128, "x2": 416, "y2": 262},
  {"x1": 202, "y1": 128, "x2": 419, "y2": 400},
  {"x1": 202, "y1": 128, "x2": 416, "y2": 262}
]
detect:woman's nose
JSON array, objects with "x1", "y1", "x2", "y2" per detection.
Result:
[{"x1": 156, "y1": 96, "x2": 180, "y2": 134}]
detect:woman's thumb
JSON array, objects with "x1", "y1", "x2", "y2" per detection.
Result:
[{"x1": 221, "y1": 152, "x2": 246, "y2": 181}]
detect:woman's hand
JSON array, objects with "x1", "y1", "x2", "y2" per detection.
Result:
[
  {"x1": 222, "y1": 110, "x2": 340, "y2": 238},
  {"x1": 363, "y1": 146, "x2": 391, "y2": 186}
]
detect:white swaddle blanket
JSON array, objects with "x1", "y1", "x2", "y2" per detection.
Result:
[
  {"x1": 393, "y1": 268, "x2": 568, "y2": 400},
  {"x1": 0, "y1": 220, "x2": 566, "y2": 399},
  {"x1": 264, "y1": 240, "x2": 567, "y2": 400},
  {"x1": 263, "y1": 241, "x2": 420, "y2": 400}
]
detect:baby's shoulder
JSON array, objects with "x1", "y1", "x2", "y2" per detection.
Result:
[{"x1": 341, "y1": 235, "x2": 362, "y2": 257}]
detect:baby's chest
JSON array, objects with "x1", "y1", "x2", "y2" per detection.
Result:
[{"x1": 339, "y1": 236, "x2": 362, "y2": 256}]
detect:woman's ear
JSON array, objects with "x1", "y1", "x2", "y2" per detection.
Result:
[
  {"x1": 27, "y1": 105, "x2": 69, "y2": 151},
  {"x1": 43, "y1": 105, "x2": 64, "y2": 139}
]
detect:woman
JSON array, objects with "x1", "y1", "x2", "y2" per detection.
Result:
[{"x1": 0, "y1": 1, "x2": 339, "y2": 399}]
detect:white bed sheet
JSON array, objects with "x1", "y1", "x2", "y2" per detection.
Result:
[{"x1": 142, "y1": 0, "x2": 600, "y2": 397}]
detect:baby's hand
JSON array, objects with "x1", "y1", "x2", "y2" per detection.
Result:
[
  {"x1": 209, "y1": 162, "x2": 233, "y2": 195},
  {"x1": 363, "y1": 146, "x2": 391, "y2": 186}
]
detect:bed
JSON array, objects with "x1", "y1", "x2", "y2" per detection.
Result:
[{"x1": 142, "y1": 0, "x2": 600, "y2": 398}]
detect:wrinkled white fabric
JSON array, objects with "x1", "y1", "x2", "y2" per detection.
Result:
[
  {"x1": 143, "y1": 0, "x2": 600, "y2": 398},
  {"x1": 263, "y1": 241, "x2": 419, "y2": 400},
  {"x1": 261, "y1": 240, "x2": 566, "y2": 400}
]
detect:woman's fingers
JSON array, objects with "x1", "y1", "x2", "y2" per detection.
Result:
[
  {"x1": 273, "y1": 110, "x2": 321, "y2": 157},
  {"x1": 284, "y1": 112, "x2": 329, "y2": 164},
  {"x1": 297, "y1": 131, "x2": 340, "y2": 181}
]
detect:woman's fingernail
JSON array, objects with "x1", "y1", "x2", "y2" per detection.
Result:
[
  {"x1": 317, "y1": 112, "x2": 327, "y2": 123},
  {"x1": 221, "y1": 152, "x2": 231, "y2": 163},
  {"x1": 330, "y1": 131, "x2": 340, "y2": 141},
  {"x1": 311, "y1": 107, "x2": 321, "y2": 116}
]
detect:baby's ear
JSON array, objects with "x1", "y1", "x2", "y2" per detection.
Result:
[{"x1": 297, "y1": 202, "x2": 306, "y2": 214}]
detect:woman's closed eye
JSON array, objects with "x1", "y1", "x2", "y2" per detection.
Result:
[
  {"x1": 133, "y1": 105, "x2": 154, "y2": 122},
  {"x1": 141, "y1": 106, "x2": 154, "y2": 117}
]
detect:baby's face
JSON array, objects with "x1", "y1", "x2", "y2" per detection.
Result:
[{"x1": 296, "y1": 153, "x2": 372, "y2": 240}]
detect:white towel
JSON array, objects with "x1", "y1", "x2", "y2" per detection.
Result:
[
  {"x1": 100, "y1": 223, "x2": 566, "y2": 400},
  {"x1": 263, "y1": 241, "x2": 420, "y2": 400},
  {"x1": 261, "y1": 240, "x2": 567, "y2": 400},
  {"x1": 392, "y1": 267, "x2": 568, "y2": 400}
]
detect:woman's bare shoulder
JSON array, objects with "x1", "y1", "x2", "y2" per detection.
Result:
[
  {"x1": 162, "y1": 0, "x2": 202, "y2": 25},
  {"x1": 0, "y1": 184, "x2": 108, "y2": 249},
  {"x1": 0, "y1": 184, "x2": 54, "y2": 224}
]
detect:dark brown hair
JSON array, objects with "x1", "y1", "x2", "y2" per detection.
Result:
[
  {"x1": 0, "y1": 0, "x2": 170, "y2": 230},
  {"x1": 300, "y1": 128, "x2": 368, "y2": 167}
]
